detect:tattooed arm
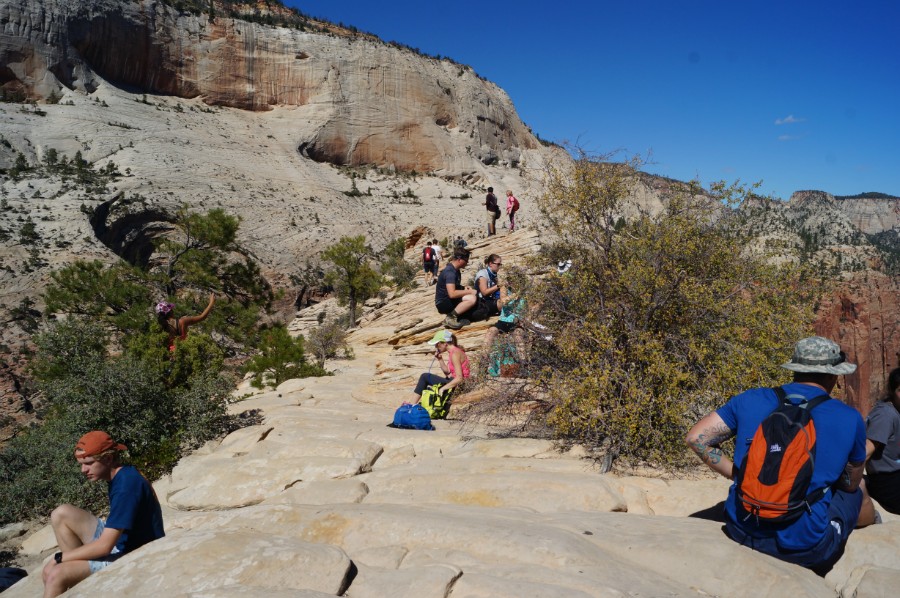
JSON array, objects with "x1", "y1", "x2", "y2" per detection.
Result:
[
  {"x1": 836, "y1": 460, "x2": 865, "y2": 492},
  {"x1": 685, "y1": 412, "x2": 736, "y2": 480}
]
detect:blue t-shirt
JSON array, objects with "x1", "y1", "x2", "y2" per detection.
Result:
[
  {"x1": 435, "y1": 263, "x2": 461, "y2": 305},
  {"x1": 106, "y1": 465, "x2": 165, "y2": 554},
  {"x1": 716, "y1": 383, "x2": 865, "y2": 550}
]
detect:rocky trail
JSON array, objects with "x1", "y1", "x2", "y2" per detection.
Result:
[{"x1": 6, "y1": 228, "x2": 900, "y2": 597}]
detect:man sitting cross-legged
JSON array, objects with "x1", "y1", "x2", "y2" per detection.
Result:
[{"x1": 42, "y1": 431, "x2": 165, "y2": 598}]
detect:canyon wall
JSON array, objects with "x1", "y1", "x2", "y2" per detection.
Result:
[{"x1": 0, "y1": 0, "x2": 536, "y2": 175}]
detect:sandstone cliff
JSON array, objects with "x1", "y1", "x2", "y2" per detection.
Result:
[{"x1": 0, "y1": 0, "x2": 535, "y2": 175}]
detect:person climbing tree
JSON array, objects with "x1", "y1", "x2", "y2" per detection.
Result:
[{"x1": 156, "y1": 293, "x2": 216, "y2": 352}]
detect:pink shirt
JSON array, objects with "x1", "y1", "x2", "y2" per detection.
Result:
[{"x1": 447, "y1": 346, "x2": 471, "y2": 379}]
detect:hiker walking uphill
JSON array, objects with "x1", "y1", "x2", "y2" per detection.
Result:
[
  {"x1": 156, "y1": 293, "x2": 215, "y2": 352},
  {"x1": 422, "y1": 241, "x2": 437, "y2": 286},
  {"x1": 42, "y1": 432, "x2": 165, "y2": 598},
  {"x1": 431, "y1": 238, "x2": 443, "y2": 276},
  {"x1": 505, "y1": 189, "x2": 520, "y2": 231},
  {"x1": 484, "y1": 187, "x2": 500, "y2": 236},
  {"x1": 434, "y1": 247, "x2": 476, "y2": 330},
  {"x1": 685, "y1": 336, "x2": 877, "y2": 573},
  {"x1": 864, "y1": 366, "x2": 900, "y2": 515}
]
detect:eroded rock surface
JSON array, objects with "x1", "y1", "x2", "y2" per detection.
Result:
[{"x1": 8, "y1": 326, "x2": 900, "y2": 597}]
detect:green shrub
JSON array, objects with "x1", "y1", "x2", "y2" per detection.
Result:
[
  {"x1": 0, "y1": 320, "x2": 238, "y2": 524},
  {"x1": 245, "y1": 325, "x2": 327, "y2": 388},
  {"x1": 465, "y1": 154, "x2": 817, "y2": 470},
  {"x1": 307, "y1": 318, "x2": 352, "y2": 367}
]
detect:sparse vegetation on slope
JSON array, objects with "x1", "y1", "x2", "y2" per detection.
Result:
[{"x1": 465, "y1": 154, "x2": 817, "y2": 470}]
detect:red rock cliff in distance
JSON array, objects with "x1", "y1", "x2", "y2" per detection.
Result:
[
  {"x1": 0, "y1": 0, "x2": 536, "y2": 175},
  {"x1": 815, "y1": 271, "x2": 900, "y2": 416}
]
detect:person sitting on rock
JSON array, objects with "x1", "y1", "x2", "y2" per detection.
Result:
[
  {"x1": 484, "y1": 266, "x2": 528, "y2": 376},
  {"x1": 156, "y1": 293, "x2": 215, "y2": 352},
  {"x1": 863, "y1": 366, "x2": 900, "y2": 515},
  {"x1": 42, "y1": 431, "x2": 165, "y2": 598},
  {"x1": 685, "y1": 337, "x2": 876, "y2": 573},
  {"x1": 434, "y1": 248, "x2": 476, "y2": 330},
  {"x1": 474, "y1": 253, "x2": 502, "y2": 319},
  {"x1": 408, "y1": 329, "x2": 470, "y2": 404}
]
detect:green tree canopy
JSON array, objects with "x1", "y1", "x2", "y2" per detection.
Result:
[{"x1": 322, "y1": 235, "x2": 383, "y2": 324}]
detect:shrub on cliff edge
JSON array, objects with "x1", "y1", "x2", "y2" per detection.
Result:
[{"x1": 465, "y1": 153, "x2": 818, "y2": 470}]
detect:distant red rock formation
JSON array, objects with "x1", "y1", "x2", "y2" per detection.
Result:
[{"x1": 814, "y1": 271, "x2": 900, "y2": 416}]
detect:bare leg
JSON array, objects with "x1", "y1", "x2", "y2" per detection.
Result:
[
  {"x1": 857, "y1": 478, "x2": 877, "y2": 527},
  {"x1": 453, "y1": 294, "x2": 477, "y2": 316},
  {"x1": 50, "y1": 504, "x2": 99, "y2": 550},
  {"x1": 484, "y1": 326, "x2": 499, "y2": 352},
  {"x1": 43, "y1": 560, "x2": 91, "y2": 598}
]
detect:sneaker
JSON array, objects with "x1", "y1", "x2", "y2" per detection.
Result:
[
  {"x1": 444, "y1": 313, "x2": 462, "y2": 329},
  {"x1": 458, "y1": 318, "x2": 471, "y2": 327}
]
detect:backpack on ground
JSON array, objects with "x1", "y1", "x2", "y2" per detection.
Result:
[
  {"x1": 423, "y1": 246, "x2": 434, "y2": 262},
  {"x1": 735, "y1": 386, "x2": 831, "y2": 523},
  {"x1": 420, "y1": 383, "x2": 452, "y2": 419},
  {"x1": 389, "y1": 404, "x2": 435, "y2": 430}
]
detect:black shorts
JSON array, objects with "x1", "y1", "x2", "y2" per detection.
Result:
[
  {"x1": 435, "y1": 298, "x2": 459, "y2": 315},
  {"x1": 866, "y1": 470, "x2": 900, "y2": 514},
  {"x1": 423, "y1": 261, "x2": 434, "y2": 273},
  {"x1": 494, "y1": 320, "x2": 517, "y2": 333}
]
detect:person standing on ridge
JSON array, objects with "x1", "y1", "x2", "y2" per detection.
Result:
[
  {"x1": 42, "y1": 432, "x2": 165, "y2": 598},
  {"x1": 505, "y1": 189, "x2": 520, "y2": 231},
  {"x1": 431, "y1": 238, "x2": 443, "y2": 282},
  {"x1": 422, "y1": 240, "x2": 437, "y2": 286},
  {"x1": 685, "y1": 336, "x2": 877, "y2": 572},
  {"x1": 484, "y1": 187, "x2": 499, "y2": 236}
]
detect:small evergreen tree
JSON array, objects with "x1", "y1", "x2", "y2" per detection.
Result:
[
  {"x1": 245, "y1": 326, "x2": 325, "y2": 388},
  {"x1": 322, "y1": 235, "x2": 382, "y2": 324}
]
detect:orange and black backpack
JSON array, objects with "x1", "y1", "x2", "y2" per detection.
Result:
[{"x1": 735, "y1": 387, "x2": 831, "y2": 523}]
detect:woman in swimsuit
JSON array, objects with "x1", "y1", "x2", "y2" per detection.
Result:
[{"x1": 156, "y1": 293, "x2": 216, "y2": 352}]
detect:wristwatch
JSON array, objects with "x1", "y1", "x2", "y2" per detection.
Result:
[{"x1": 54, "y1": 552, "x2": 63, "y2": 564}]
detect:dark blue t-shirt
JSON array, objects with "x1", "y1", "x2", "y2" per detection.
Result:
[
  {"x1": 716, "y1": 383, "x2": 865, "y2": 550},
  {"x1": 106, "y1": 465, "x2": 165, "y2": 554},
  {"x1": 435, "y1": 263, "x2": 461, "y2": 305}
]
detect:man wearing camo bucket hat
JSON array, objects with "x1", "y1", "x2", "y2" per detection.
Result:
[{"x1": 686, "y1": 336, "x2": 877, "y2": 572}]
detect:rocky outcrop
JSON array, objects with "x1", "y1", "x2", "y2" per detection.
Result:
[
  {"x1": 6, "y1": 330, "x2": 900, "y2": 597},
  {"x1": 815, "y1": 271, "x2": 900, "y2": 415},
  {"x1": 0, "y1": 0, "x2": 536, "y2": 174},
  {"x1": 790, "y1": 191, "x2": 900, "y2": 236}
]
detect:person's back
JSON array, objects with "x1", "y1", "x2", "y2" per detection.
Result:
[
  {"x1": 685, "y1": 336, "x2": 873, "y2": 572},
  {"x1": 719, "y1": 383, "x2": 864, "y2": 551}
]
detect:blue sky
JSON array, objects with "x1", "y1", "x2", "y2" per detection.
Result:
[{"x1": 289, "y1": 1, "x2": 900, "y2": 199}]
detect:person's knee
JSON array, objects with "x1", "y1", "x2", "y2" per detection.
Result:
[{"x1": 50, "y1": 504, "x2": 76, "y2": 528}]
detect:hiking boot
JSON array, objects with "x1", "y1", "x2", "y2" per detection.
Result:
[
  {"x1": 458, "y1": 318, "x2": 471, "y2": 327},
  {"x1": 443, "y1": 313, "x2": 463, "y2": 329}
]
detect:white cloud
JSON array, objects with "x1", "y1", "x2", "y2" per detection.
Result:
[
  {"x1": 778, "y1": 134, "x2": 800, "y2": 142},
  {"x1": 775, "y1": 114, "x2": 804, "y2": 125}
]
